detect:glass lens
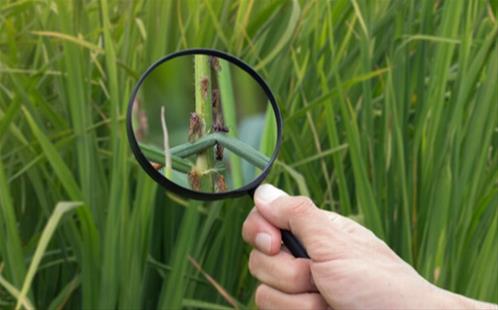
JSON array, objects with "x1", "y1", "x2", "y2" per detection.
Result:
[{"x1": 130, "y1": 53, "x2": 278, "y2": 194}]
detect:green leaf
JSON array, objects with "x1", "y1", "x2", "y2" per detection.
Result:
[
  {"x1": 254, "y1": 0, "x2": 301, "y2": 70},
  {"x1": 15, "y1": 202, "x2": 82, "y2": 310},
  {"x1": 140, "y1": 133, "x2": 270, "y2": 170},
  {"x1": 22, "y1": 107, "x2": 82, "y2": 200}
]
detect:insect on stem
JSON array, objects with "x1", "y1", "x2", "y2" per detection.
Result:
[
  {"x1": 188, "y1": 169, "x2": 201, "y2": 191},
  {"x1": 188, "y1": 112, "x2": 203, "y2": 143},
  {"x1": 212, "y1": 89, "x2": 229, "y2": 161},
  {"x1": 215, "y1": 174, "x2": 227, "y2": 193},
  {"x1": 210, "y1": 56, "x2": 221, "y2": 72}
]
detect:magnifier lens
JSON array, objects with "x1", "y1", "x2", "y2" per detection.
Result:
[{"x1": 130, "y1": 54, "x2": 278, "y2": 194}]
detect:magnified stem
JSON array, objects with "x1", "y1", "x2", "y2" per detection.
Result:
[
  {"x1": 216, "y1": 59, "x2": 243, "y2": 188},
  {"x1": 193, "y1": 55, "x2": 214, "y2": 191}
]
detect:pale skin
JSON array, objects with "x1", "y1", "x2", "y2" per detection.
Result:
[{"x1": 242, "y1": 184, "x2": 498, "y2": 310}]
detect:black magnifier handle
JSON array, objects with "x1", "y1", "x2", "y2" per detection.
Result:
[
  {"x1": 248, "y1": 190, "x2": 309, "y2": 258},
  {"x1": 281, "y1": 229, "x2": 309, "y2": 258}
]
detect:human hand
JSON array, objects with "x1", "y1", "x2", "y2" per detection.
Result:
[{"x1": 242, "y1": 184, "x2": 493, "y2": 309}]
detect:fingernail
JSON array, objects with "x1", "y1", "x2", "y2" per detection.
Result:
[
  {"x1": 255, "y1": 184, "x2": 287, "y2": 203},
  {"x1": 255, "y1": 233, "x2": 272, "y2": 253}
]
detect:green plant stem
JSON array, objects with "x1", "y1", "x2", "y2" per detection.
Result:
[
  {"x1": 216, "y1": 59, "x2": 243, "y2": 188},
  {"x1": 138, "y1": 144, "x2": 193, "y2": 173},
  {"x1": 175, "y1": 134, "x2": 269, "y2": 169},
  {"x1": 194, "y1": 55, "x2": 214, "y2": 191},
  {"x1": 140, "y1": 133, "x2": 270, "y2": 170}
]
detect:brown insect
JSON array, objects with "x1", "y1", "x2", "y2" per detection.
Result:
[
  {"x1": 215, "y1": 174, "x2": 227, "y2": 192},
  {"x1": 211, "y1": 89, "x2": 229, "y2": 133},
  {"x1": 213, "y1": 119, "x2": 229, "y2": 133},
  {"x1": 188, "y1": 170, "x2": 201, "y2": 191},
  {"x1": 150, "y1": 162, "x2": 163, "y2": 170},
  {"x1": 188, "y1": 112, "x2": 203, "y2": 142},
  {"x1": 200, "y1": 77, "x2": 209, "y2": 100},
  {"x1": 210, "y1": 56, "x2": 221, "y2": 72},
  {"x1": 211, "y1": 88, "x2": 227, "y2": 161},
  {"x1": 215, "y1": 143, "x2": 224, "y2": 161}
]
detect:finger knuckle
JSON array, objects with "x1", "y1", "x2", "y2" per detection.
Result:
[
  {"x1": 287, "y1": 261, "x2": 307, "y2": 284},
  {"x1": 290, "y1": 196, "x2": 315, "y2": 215},
  {"x1": 287, "y1": 266, "x2": 301, "y2": 284}
]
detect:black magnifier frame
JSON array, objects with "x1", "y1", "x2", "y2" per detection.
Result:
[{"x1": 126, "y1": 48, "x2": 283, "y2": 201}]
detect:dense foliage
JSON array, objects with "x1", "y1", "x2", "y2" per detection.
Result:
[{"x1": 0, "y1": 0, "x2": 496, "y2": 308}]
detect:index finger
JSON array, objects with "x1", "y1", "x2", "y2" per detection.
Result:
[{"x1": 242, "y1": 208, "x2": 282, "y2": 255}]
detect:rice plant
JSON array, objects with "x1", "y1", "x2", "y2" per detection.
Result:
[{"x1": 0, "y1": 0, "x2": 496, "y2": 309}]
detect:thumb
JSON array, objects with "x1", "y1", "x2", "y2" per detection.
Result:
[{"x1": 254, "y1": 184, "x2": 347, "y2": 259}]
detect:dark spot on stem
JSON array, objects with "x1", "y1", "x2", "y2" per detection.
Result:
[
  {"x1": 188, "y1": 170, "x2": 201, "y2": 191},
  {"x1": 200, "y1": 77, "x2": 209, "y2": 100},
  {"x1": 212, "y1": 89, "x2": 219, "y2": 108}
]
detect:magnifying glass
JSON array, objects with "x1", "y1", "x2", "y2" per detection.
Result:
[{"x1": 126, "y1": 49, "x2": 308, "y2": 258}]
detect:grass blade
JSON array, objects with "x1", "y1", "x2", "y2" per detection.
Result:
[{"x1": 15, "y1": 202, "x2": 82, "y2": 310}]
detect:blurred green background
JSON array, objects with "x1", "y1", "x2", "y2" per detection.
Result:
[{"x1": 0, "y1": 0, "x2": 497, "y2": 309}]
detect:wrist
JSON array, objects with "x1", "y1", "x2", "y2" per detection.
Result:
[{"x1": 435, "y1": 286, "x2": 497, "y2": 309}]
